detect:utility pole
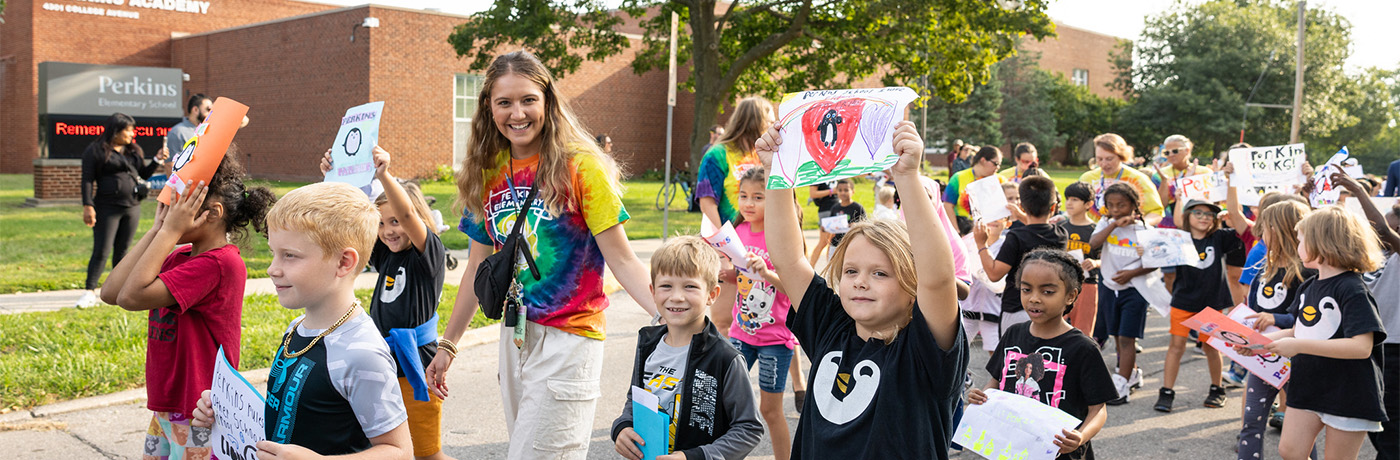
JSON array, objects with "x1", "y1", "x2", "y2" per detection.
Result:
[
  {"x1": 661, "y1": 12, "x2": 678, "y2": 241},
  {"x1": 1290, "y1": 1, "x2": 1305, "y2": 143}
]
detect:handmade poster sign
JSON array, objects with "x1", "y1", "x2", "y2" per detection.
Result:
[
  {"x1": 210, "y1": 345, "x2": 265, "y2": 460},
  {"x1": 1176, "y1": 171, "x2": 1229, "y2": 203},
  {"x1": 631, "y1": 386, "x2": 670, "y2": 460},
  {"x1": 966, "y1": 174, "x2": 1012, "y2": 223},
  {"x1": 820, "y1": 214, "x2": 850, "y2": 234},
  {"x1": 701, "y1": 217, "x2": 751, "y2": 274},
  {"x1": 767, "y1": 87, "x2": 918, "y2": 189},
  {"x1": 160, "y1": 98, "x2": 249, "y2": 205},
  {"x1": 954, "y1": 389, "x2": 1081, "y2": 460},
  {"x1": 1206, "y1": 305, "x2": 1292, "y2": 389},
  {"x1": 324, "y1": 101, "x2": 385, "y2": 194},
  {"x1": 1139, "y1": 228, "x2": 1196, "y2": 268},
  {"x1": 1309, "y1": 147, "x2": 1361, "y2": 208},
  {"x1": 1227, "y1": 143, "x2": 1307, "y2": 206},
  {"x1": 1182, "y1": 307, "x2": 1272, "y2": 350}
]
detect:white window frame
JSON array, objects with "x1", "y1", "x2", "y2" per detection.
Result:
[
  {"x1": 453, "y1": 74, "x2": 484, "y2": 166},
  {"x1": 1072, "y1": 68, "x2": 1089, "y2": 87}
]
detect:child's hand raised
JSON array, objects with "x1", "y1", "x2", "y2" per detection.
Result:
[
  {"x1": 161, "y1": 181, "x2": 210, "y2": 237},
  {"x1": 191, "y1": 389, "x2": 214, "y2": 428},
  {"x1": 1330, "y1": 171, "x2": 1365, "y2": 196},
  {"x1": 754, "y1": 125, "x2": 782, "y2": 172},
  {"x1": 614, "y1": 427, "x2": 645, "y2": 460},
  {"x1": 373, "y1": 145, "x2": 392, "y2": 178},
  {"x1": 889, "y1": 121, "x2": 923, "y2": 177},
  {"x1": 967, "y1": 388, "x2": 988, "y2": 405},
  {"x1": 1054, "y1": 428, "x2": 1085, "y2": 454},
  {"x1": 318, "y1": 149, "x2": 333, "y2": 175}
]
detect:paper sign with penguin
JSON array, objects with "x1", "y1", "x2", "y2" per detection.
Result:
[
  {"x1": 325, "y1": 101, "x2": 385, "y2": 194},
  {"x1": 160, "y1": 97, "x2": 249, "y2": 205},
  {"x1": 767, "y1": 87, "x2": 917, "y2": 189}
]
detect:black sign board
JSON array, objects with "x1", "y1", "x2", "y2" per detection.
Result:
[{"x1": 41, "y1": 114, "x2": 182, "y2": 160}]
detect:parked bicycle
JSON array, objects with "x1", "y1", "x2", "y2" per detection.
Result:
[{"x1": 654, "y1": 168, "x2": 694, "y2": 211}]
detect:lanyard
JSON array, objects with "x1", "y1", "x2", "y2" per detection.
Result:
[{"x1": 1095, "y1": 167, "x2": 1125, "y2": 212}]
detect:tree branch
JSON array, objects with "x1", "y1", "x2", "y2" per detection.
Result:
[{"x1": 719, "y1": 0, "x2": 814, "y2": 91}]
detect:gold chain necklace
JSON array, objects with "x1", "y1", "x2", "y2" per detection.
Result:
[{"x1": 280, "y1": 299, "x2": 361, "y2": 359}]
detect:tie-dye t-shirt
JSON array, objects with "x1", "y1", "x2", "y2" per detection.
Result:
[
  {"x1": 460, "y1": 150, "x2": 628, "y2": 340},
  {"x1": 696, "y1": 143, "x2": 760, "y2": 224},
  {"x1": 942, "y1": 168, "x2": 1004, "y2": 218},
  {"x1": 1078, "y1": 166, "x2": 1164, "y2": 221}
]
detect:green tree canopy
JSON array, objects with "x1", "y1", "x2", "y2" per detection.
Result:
[
  {"x1": 1114, "y1": 0, "x2": 1389, "y2": 163},
  {"x1": 448, "y1": 0, "x2": 1054, "y2": 172}
]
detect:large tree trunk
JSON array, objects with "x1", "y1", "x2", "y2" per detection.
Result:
[{"x1": 687, "y1": 0, "x2": 722, "y2": 176}]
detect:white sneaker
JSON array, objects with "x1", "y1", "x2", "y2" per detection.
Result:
[
  {"x1": 1109, "y1": 373, "x2": 1131, "y2": 405},
  {"x1": 1128, "y1": 367, "x2": 1143, "y2": 391},
  {"x1": 75, "y1": 291, "x2": 99, "y2": 308}
]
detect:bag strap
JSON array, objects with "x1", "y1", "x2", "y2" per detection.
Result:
[{"x1": 504, "y1": 180, "x2": 542, "y2": 280}]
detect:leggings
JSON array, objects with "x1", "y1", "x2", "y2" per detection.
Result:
[
  {"x1": 1237, "y1": 374, "x2": 1317, "y2": 460},
  {"x1": 86, "y1": 203, "x2": 141, "y2": 290}
]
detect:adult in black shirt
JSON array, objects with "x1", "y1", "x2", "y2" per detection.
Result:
[{"x1": 80, "y1": 113, "x2": 165, "y2": 294}]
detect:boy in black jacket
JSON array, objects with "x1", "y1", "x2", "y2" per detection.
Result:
[{"x1": 612, "y1": 236, "x2": 763, "y2": 460}]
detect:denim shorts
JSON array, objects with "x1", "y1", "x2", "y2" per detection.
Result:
[{"x1": 729, "y1": 338, "x2": 793, "y2": 393}]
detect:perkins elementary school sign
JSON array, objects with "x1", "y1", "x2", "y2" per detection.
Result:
[{"x1": 38, "y1": 62, "x2": 183, "y2": 159}]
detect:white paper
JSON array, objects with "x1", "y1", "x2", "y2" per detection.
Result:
[
  {"x1": 1139, "y1": 228, "x2": 1197, "y2": 269},
  {"x1": 1310, "y1": 147, "x2": 1361, "y2": 208},
  {"x1": 1176, "y1": 171, "x2": 1229, "y2": 203},
  {"x1": 1067, "y1": 249, "x2": 1084, "y2": 263},
  {"x1": 768, "y1": 87, "x2": 918, "y2": 189},
  {"x1": 324, "y1": 101, "x2": 385, "y2": 192},
  {"x1": 820, "y1": 214, "x2": 851, "y2": 234},
  {"x1": 1206, "y1": 305, "x2": 1293, "y2": 389},
  {"x1": 1345, "y1": 197, "x2": 1400, "y2": 218},
  {"x1": 1228, "y1": 143, "x2": 1307, "y2": 206},
  {"x1": 966, "y1": 175, "x2": 1011, "y2": 223},
  {"x1": 700, "y1": 217, "x2": 750, "y2": 273},
  {"x1": 210, "y1": 346, "x2": 265, "y2": 460},
  {"x1": 631, "y1": 385, "x2": 659, "y2": 410},
  {"x1": 954, "y1": 389, "x2": 1081, "y2": 460}
]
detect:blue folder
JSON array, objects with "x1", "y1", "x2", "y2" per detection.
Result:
[{"x1": 632, "y1": 402, "x2": 671, "y2": 460}]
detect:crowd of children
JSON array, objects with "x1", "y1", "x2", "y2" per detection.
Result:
[{"x1": 97, "y1": 49, "x2": 1391, "y2": 460}]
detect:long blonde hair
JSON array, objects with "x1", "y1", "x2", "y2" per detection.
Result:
[
  {"x1": 455, "y1": 51, "x2": 622, "y2": 221},
  {"x1": 822, "y1": 219, "x2": 918, "y2": 301},
  {"x1": 1257, "y1": 201, "x2": 1308, "y2": 286},
  {"x1": 713, "y1": 97, "x2": 774, "y2": 156}
]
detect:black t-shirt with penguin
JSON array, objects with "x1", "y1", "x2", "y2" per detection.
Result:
[{"x1": 1287, "y1": 271, "x2": 1388, "y2": 421}]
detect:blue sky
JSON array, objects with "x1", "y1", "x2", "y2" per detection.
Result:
[{"x1": 313, "y1": 0, "x2": 1397, "y2": 71}]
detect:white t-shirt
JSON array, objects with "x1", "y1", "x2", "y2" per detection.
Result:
[
  {"x1": 1094, "y1": 218, "x2": 1149, "y2": 291},
  {"x1": 1363, "y1": 252, "x2": 1400, "y2": 345}
]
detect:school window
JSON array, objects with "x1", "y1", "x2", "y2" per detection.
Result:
[
  {"x1": 454, "y1": 74, "x2": 484, "y2": 166},
  {"x1": 1072, "y1": 68, "x2": 1089, "y2": 87}
]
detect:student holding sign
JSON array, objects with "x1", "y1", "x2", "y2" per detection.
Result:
[
  {"x1": 99, "y1": 154, "x2": 274, "y2": 460},
  {"x1": 1233, "y1": 200, "x2": 1315, "y2": 460},
  {"x1": 1153, "y1": 193, "x2": 1245, "y2": 412},
  {"x1": 1239, "y1": 207, "x2": 1388, "y2": 460},
  {"x1": 758, "y1": 119, "x2": 969, "y2": 459},
  {"x1": 431, "y1": 51, "x2": 658, "y2": 460},
  {"x1": 971, "y1": 249, "x2": 1117, "y2": 460},
  {"x1": 611, "y1": 236, "x2": 763, "y2": 460},
  {"x1": 810, "y1": 178, "x2": 866, "y2": 262}
]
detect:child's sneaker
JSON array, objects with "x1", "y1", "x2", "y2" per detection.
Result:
[
  {"x1": 1204, "y1": 384, "x2": 1228, "y2": 408},
  {"x1": 1269, "y1": 409, "x2": 1285, "y2": 429},
  {"x1": 1222, "y1": 363, "x2": 1247, "y2": 388},
  {"x1": 1153, "y1": 388, "x2": 1175, "y2": 412},
  {"x1": 1128, "y1": 367, "x2": 1143, "y2": 390},
  {"x1": 75, "y1": 291, "x2": 99, "y2": 308},
  {"x1": 794, "y1": 390, "x2": 806, "y2": 414},
  {"x1": 1108, "y1": 374, "x2": 1131, "y2": 405}
]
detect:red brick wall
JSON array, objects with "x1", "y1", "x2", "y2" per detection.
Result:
[
  {"x1": 1021, "y1": 22, "x2": 1129, "y2": 100},
  {"x1": 32, "y1": 159, "x2": 82, "y2": 199},
  {"x1": 1, "y1": 0, "x2": 336, "y2": 173}
]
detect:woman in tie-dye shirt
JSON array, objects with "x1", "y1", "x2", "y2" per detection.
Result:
[
  {"x1": 427, "y1": 51, "x2": 659, "y2": 460},
  {"x1": 696, "y1": 97, "x2": 774, "y2": 226}
]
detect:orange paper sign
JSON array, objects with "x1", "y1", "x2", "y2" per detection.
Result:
[
  {"x1": 1180, "y1": 307, "x2": 1273, "y2": 350},
  {"x1": 159, "y1": 97, "x2": 249, "y2": 205}
]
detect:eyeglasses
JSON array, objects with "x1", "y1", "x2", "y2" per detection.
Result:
[
  {"x1": 1189, "y1": 209, "x2": 1216, "y2": 218},
  {"x1": 1164, "y1": 148, "x2": 1189, "y2": 155}
]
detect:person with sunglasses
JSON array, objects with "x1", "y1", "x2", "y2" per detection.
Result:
[{"x1": 1150, "y1": 135, "x2": 1204, "y2": 231}]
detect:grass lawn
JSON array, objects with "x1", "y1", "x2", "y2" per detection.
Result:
[
  {"x1": 0, "y1": 168, "x2": 1092, "y2": 294},
  {"x1": 0, "y1": 285, "x2": 494, "y2": 410}
]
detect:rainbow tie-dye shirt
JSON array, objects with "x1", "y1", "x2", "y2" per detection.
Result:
[
  {"x1": 695, "y1": 143, "x2": 759, "y2": 224},
  {"x1": 460, "y1": 150, "x2": 628, "y2": 340}
]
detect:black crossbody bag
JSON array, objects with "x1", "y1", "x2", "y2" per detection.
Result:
[{"x1": 475, "y1": 181, "x2": 541, "y2": 324}]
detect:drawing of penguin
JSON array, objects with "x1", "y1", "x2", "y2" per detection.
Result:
[
  {"x1": 1296, "y1": 295, "x2": 1342, "y2": 340},
  {"x1": 1198, "y1": 246, "x2": 1216, "y2": 269},
  {"x1": 813, "y1": 351, "x2": 880, "y2": 424},
  {"x1": 1255, "y1": 281, "x2": 1288, "y2": 311},
  {"x1": 380, "y1": 266, "x2": 407, "y2": 304},
  {"x1": 817, "y1": 109, "x2": 843, "y2": 148},
  {"x1": 736, "y1": 282, "x2": 778, "y2": 335}
]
